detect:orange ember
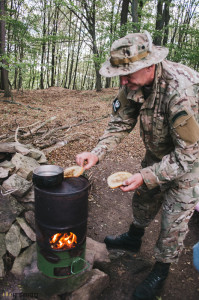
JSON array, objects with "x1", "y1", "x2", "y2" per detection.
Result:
[{"x1": 50, "y1": 232, "x2": 77, "y2": 250}]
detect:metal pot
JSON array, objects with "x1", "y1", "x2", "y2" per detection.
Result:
[{"x1": 33, "y1": 165, "x2": 64, "y2": 188}]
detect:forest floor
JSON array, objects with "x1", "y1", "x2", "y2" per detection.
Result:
[{"x1": 0, "y1": 87, "x2": 199, "y2": 300}]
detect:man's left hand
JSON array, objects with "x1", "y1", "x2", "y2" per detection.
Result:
[{"x1": 120, "y1": 173, "x2": 144, "y2": 192}]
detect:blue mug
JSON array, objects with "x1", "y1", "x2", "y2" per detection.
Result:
[{"x1": 193, "y1": 241, "x2": 199, "y2": 272}]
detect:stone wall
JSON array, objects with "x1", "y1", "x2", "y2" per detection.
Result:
[
  {"x1": 0, "y1": 142, "x2": 111, "y2": 300},
  {"x1": 0, "y1": 142, "x2": 47, "y2": 277}
]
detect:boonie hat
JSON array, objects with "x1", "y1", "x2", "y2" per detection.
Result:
[{"x1": 99, "y1": 31, "x2": 169, "y2": 77}]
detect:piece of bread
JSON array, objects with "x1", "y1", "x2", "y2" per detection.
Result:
[
  {"x1": 64, "y1": 166, "x2": 84, "y2": 178},
  {"x1": 107, "y1": 171, "x2": 133, "y2": 189}
]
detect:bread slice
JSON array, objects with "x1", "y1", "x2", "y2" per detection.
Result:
[
  {"x1": 64, "y1": 166, "x2": 84, "y2": 178},
  {"x1": 107, "y1": 171, "x2": 133, "y2": 189}
]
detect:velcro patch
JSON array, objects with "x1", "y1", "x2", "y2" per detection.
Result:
[
  {"x1": 113, "y1": 98, "x2": 121, "y2": 112},
  {"x1": 173, "y1": 112, "x2": 199, "y2": 145},
  {"x1": 172, "y1": 111, "x2": 188, "y2": 125}
]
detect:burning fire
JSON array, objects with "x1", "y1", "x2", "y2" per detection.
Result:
[{"x1": 50, "y1": 232, "x2": 77, "y2": 250}]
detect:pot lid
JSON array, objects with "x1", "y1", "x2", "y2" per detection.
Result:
[{"x1": 34, "y1": 176, "x2": 90, "y2": 196}]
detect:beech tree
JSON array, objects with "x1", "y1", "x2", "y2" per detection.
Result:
[
  {"x1": 154, "y1": 0, "x2": 172, "y2": 46},
  {"x1": 0, "y1": 0, "x2": 10, "y2": 96},
  {"x1": 1, "y1": 0, "x2": 199, "y2": 92}
]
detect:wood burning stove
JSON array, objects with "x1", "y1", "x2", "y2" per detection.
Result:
[{"x1": 34, "y1": 175, "x2": 90, "y2": 279}]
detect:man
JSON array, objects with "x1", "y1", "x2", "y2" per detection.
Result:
[{"x1": 76, "y1": 31, "x2": 199, "y2": 300}]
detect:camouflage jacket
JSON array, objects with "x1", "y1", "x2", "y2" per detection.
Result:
[{"x1": 91, "y1": 60, "x2": 199, "y2": 190}]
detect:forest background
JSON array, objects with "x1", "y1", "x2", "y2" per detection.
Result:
[{"x1": 0, "y1": 0, "x2": 199, "y2": 97}]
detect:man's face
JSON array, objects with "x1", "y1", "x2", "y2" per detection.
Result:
[{"x1": 120, "y1": 65, "x2": 155, "y2": 90}]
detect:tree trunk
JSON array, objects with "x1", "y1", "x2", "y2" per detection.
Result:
[
  {"x1": 120, "y1": 0, "x2": 130, "y2": 36},
  {"x1": 40, "y1": 0, "x2": 47, "y2": 89},
  {"x1": 154, "y1": 0, "x2": 164, "y2": 45},
  {"x1": 65, "y1": 0, "x2": 102, "y2": 91},
  {"x1": 131, "y1": 0, "x2": 139, "y2": 32},
  {"x1": 0, "y1": 0, "x2": 11, "y2": 97},
  {"x1": 67, "y1": 17, "x2": 78, "y2": 89},
  {"x1": 72, "y1": 23, "x2": 83, "y2": 90},
  {"x1": 18, "y1": 43, "x2": 23, "y2": 90},
  {"x1": 63, "y1": 11, "x2": 72, "y2": 88},
  {"x1": 162, "y1": 1, "x2": 171, "y2": 45},
  {"x1": 13, "y1": 44, "x2": 17, "y2": 89},
  {"x1": 51, "y1": 7, "x2": 59, "y2": 87}
]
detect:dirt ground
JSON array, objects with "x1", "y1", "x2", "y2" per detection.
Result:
[{"x1": 0, "y1": 87, "x2": 199, "y2": 300}]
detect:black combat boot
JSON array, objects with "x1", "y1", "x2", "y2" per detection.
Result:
[
  {"x1": 104, "y1": 224, "x2": 145, "y2": 252},
  {"x1": 133, "y1": 261, "x2": 170, "y2": 300}
]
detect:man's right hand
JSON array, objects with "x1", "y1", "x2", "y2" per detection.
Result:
[{"x1": 76, "y1": 152, "x2": 99, "y2": 170}]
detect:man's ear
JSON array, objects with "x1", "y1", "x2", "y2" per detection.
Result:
[{"x1": 146, "y1": 64, "x2": 155, "y2": 73}]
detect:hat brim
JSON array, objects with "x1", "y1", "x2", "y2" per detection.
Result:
[{"x1": 99, "y1": 45, "x2": 169, "y2": 78}]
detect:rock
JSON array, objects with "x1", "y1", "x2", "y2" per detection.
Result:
[
  {"x1": 22, "y1": 202, "x2": 35, "y2": 211},
  {"x1": 11, "y1": 243, "x2": 36, "y2": 276},
  {"x1": 27, "y1": 149, "x2": 42, "y2": 160},
  {"x1": 21, "y1": 238, "x2": 110, "y2": 298},
  {"x1": 22, "y1": 261, "x2": 92, "y2": 297},
  {"x1": 15, "y1": 144, "x2": 30, "y2": 156},
  {"x1": 86, "y1": 237, "x2": 110, "y2": 264},
  {"x1": 0, "y1": 142, "x2": 16, "y2": 153},
  {"x1": 24, "y1": 210, "x2": 35, "y2": 230},
  {"x1": 5, "y1": 222, "x2": 32, "y2": 256},
  {"x1": 20, "y1": 188, "x2": 35, "y2": 203},
  {"x1": 15, "y1": 143, "x2": 47, "y2": 162},
  {"x1": 85, "y1": 249, "x2": 95, "y2": 270},
  {"x1": 0, "y1": 233, "x2": 6, "y2": 258},
  {"x1": 16, "y1": 217, "x2": 36, "y2": 241},
  {"x1": 5, "y1": 223, "x2": 22, "y2": 257},
  {"x1": 20, "y1": 231, "x2": 32, "y2": 249},
  {"x1": 11, "y1": 153, "x2": 40, "y2": 180},
  {"x1": 0, "y1": 258, "x2": 5, "y2": 277},
  {"x1": 0, "y1": 193, "x2": 24, "y2": 233},
  {"x1": 69, "y1": 269, "x2": 109, "y2": 300},
  {"x1": 2, "y1": 174, "x2": 32, "y2": 197},
  {"x1": 0, "y1": 160, "x2": 15, "y2": 173},
  {"x1": 37, "y1": 153, "x2": 48, "y2": 164},
  {"x1": 0, "y1": 167, "x2": 9, "y2": 179}
]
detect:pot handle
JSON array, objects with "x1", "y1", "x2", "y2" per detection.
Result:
[
  {"x1": 0, "y1": 188, "x2": 18, "y2": 197},
  {"x1": 71, "y1": 257, "x2": 90, "y2": 275}
]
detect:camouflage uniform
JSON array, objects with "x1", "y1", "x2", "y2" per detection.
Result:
[{"x1": 91, "y1": 60, "x2": 199, "y2": 263}]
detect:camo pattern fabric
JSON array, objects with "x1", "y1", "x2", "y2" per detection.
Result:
[
  {"x1": 132, "y1": 182, "x2": 199, "y2": 263},
  {"x1": 99, "y1": 31, "x2": 169, "y2": 77},
  {"x1": 91, "y1": 59, "x2": 199, "y2": 262},
  {"x1": 92, "y1": 60, "x2": 199, "y2": 190}
]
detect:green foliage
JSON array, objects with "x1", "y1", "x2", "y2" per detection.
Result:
[{"x1": 2, "y1": 0, "x2": 199, "y2": 90}]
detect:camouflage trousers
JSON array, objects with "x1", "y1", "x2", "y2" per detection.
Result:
[{"x1": 132, "y1": 181, "x2": 199, "y2": 263}]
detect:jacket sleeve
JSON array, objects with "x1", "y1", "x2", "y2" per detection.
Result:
[
  {"x1": 91, "y1": 88, "x2": 142, "y2": 161},
  {"x1": 140, "y1": 93, "x2": 199, "y2": 189}
]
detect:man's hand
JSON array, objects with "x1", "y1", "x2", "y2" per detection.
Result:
[
  {"x1": 76, "y1": 152, "x2": 99, "y2": 170},
  {"x1": 120, "y1": 173, "x2": 144, "y2": 192}
]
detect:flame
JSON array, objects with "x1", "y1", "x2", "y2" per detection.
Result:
[{"x1": 50, "y1": 232, "x2": 77, "y2": 250}]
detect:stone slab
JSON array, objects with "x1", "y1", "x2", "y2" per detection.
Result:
[
  {"x1": 0, "y1": 142, "x2": 16, "y2": 153},
  {"x1": 2, "y1": 174, "x2": 32, "y2": 198},
  {"x1": 69, "y1": 268, "x2": 109, "y2": 300},
  {"x1": 11, "y1": 243, "x2": 36, "y2": 276},
  {"x1": 0, "y1": 193, "x2": 24, "y2": 233},
  {"x1": 0, "y1": 233, "x2": 6, "y2": 258},
  {"x1": 20, "y1": 188, "x2": 35, "y2": 203},
  {"x1": 16, "y1": 217, "x2": 36, "y2": 242},
  {"x1": 24, "y1": 210, "x2": 35, "y2": 230},
  {"x1": 0, "y1": 167, "x2": 9, "y2": 179},
  {"x1": 0, "y1": 257, "x2": 5, "y2": 278},
  {"x1": 11, "y1": 153, "x2": 40, "y2": 180},
  {"x1": 5, "y1": 223, "x2": 22, "y2": 257},
  {"x1": 86, "y1": 237, "x2": 110, "y2": 264}
]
